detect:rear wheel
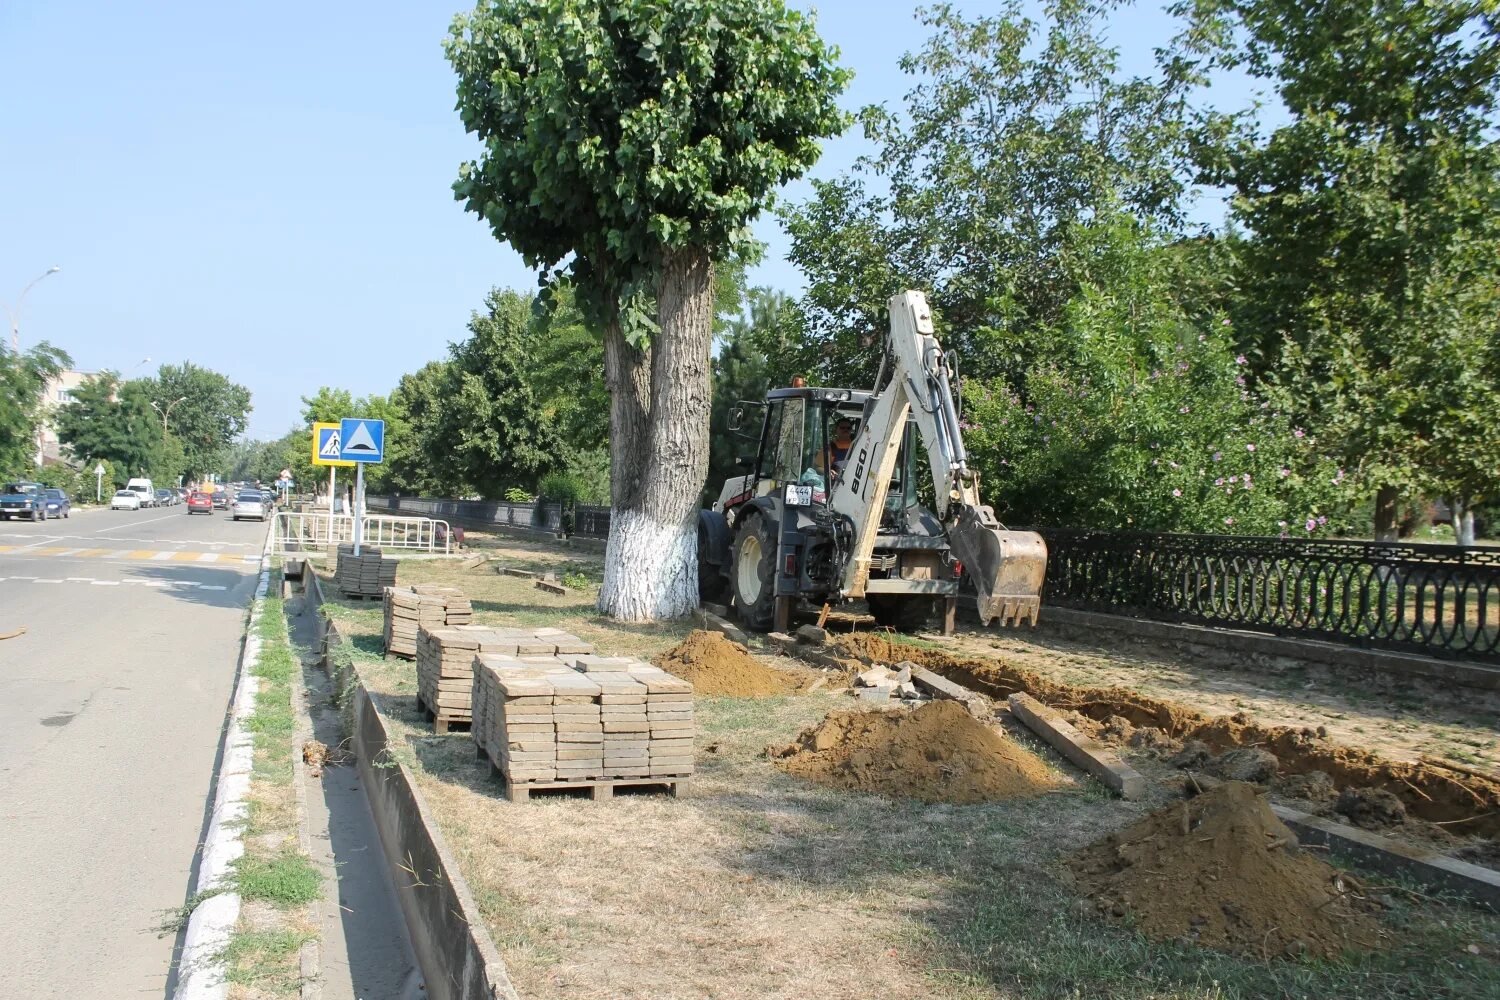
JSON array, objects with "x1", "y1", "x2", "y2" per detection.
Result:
[
  {"x1": 730, "y1": 512, "x2": 778, "y2": 632},
  {"x1": 867, "y1": 594, "x2": 935, "y2": 632}
]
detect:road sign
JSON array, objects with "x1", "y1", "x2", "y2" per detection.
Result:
[
  {"x1": 312, "y1": 422, "x2": 355, "y2": 467},
  {"x1": 338, "y1": 418, "x2": 385, "y2": 464}
]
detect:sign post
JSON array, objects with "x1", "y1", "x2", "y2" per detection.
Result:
[
  {"x1": 94, "y1": 462, "x2": 105, "y2": 503},
  {"x1": 337, "y1": 418, "x2": 385, "y2": 556}
]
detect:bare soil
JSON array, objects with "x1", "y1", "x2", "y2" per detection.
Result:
[
  {"x1": 832, "y1": 632, "x2": 1500, "y2": 843},
  {"x1": 771, "y1": 700, "x2": 1061, "y2": 804},
  {"x1": 1070, "y1": 781, "x2": 1388, "y2": 959},
  {"x1": 653, "y1": 630, "x2": 814, "y2": 696}
]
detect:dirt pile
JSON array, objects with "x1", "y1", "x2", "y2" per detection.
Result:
[
  {"x1": 653, "y1": 631, "x2": 800, "y2": 697},
  {"x1": 770, "y1": 700, "x2": 1057, "y2": 804},
  {"x1": 1069, "y1": 781, "x2": 1388, "y2": 959},
  {"x1": 832, "y1": 633, "x2": 1500, "y2": 838}
]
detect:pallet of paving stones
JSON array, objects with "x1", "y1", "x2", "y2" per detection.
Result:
[
  {"x1": 420, "y1": 626, "x2": 594, "y2": 735},
  {"x1": 383, "y1": 585, "x2": 474, "y2": 659},
  {"x1": 471, "y1": 647, "x2": 695, "y2": 802},
  {"x1": 334, "y1": 544, "x2": 397, "y2": 598}
]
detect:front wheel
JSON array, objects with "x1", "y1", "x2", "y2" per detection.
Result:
[{"x1": 730, "y1": 512, "x2": 778, "y2": 632}]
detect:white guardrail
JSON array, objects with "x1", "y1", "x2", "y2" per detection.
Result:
[{"x1": 272, "y1": 510, "x2": 453, "y2": 555}]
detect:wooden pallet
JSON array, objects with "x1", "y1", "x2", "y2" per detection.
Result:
[
  {"x1": 416, "y1": 695, "x2": 472, "y2": 735},
  {"x1": 493, "y1": 768, "x2": 688, "y2": 803},
  {"x1": 339, "y1": 590, "x2": 383, "y2": 601}
]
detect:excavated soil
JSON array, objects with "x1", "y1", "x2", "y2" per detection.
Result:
[
  {"x1": 1070, "y1": 781, "x2": 1388, "y2": 959},
  {"x1": 653, "y1": 630, "x2": 801, "y2": 697},
  {"x1": 770, "y1": 700, "x2": 1058, "y2": 804},
  {"x1": 834, "y1": 633, "x2": 1500, "y2": 839}
]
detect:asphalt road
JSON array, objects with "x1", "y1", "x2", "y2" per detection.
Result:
[{"x1": 0, "y1": 502, "x2": 269, "y2": 997}]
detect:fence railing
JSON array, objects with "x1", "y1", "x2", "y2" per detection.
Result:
[
  {"x1": 272, "y1": 511, "x2": 452, "y2": 554},
  {"x1": 1036, "y1": 528, "x2": 1500, "y2": 662},
  {"x1": 366, "y1": 495, "x2": 612, "y2": 539}
]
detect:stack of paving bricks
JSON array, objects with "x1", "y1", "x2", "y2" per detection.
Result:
[
  {"x1": 472, "y1": 644, "x2": 695, "y2": 799},
  {"x1": 421, "y1": 626, "x2": 593, "y2": 733},
  {"x1": 334, "y1": 544, "x2": 397, "y2": 598},
  {"x1": 383, "y1": 585, "x2": 473, "y2": 658}
]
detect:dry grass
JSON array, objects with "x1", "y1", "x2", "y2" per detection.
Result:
[{"x1": 315, "y1": 545, "x2": 1500, "y2": 1000}]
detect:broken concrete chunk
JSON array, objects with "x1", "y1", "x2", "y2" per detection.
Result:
[
  {"x1": 855, "y1": 666, "x2": 894, "y2": 688},
  {"x1": 795, "y1": 624, "x2": 829, "y2": 646}
]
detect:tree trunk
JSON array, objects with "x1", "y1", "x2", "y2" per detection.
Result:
[
  {"x1": 1451, "y1": 497, "x2": 1477, "y2": 546},
  {"x1": 1373, "y1": 484, "x2": 1400, "y2": 542},
  {"x1": 598, "y1": 248, "x2": 716, "y2": 621}
]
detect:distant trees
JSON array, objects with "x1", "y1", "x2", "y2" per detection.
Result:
[{"x1": 137, "y1": 363, "x2": 252, "y2": 481}]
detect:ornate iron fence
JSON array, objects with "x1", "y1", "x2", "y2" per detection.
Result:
[
  {"x1": 367, "y1": 496, "x2": 609, "y2": 538},
  {"x1": 1036, "y1": 529, "x2": 1500, "y2": 662}
]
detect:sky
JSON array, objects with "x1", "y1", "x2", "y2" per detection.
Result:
[{"x1": 0, "y1": 1, "x2": 1263, "y2": 441}]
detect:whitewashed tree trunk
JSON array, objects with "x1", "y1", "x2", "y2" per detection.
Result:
[
  {"x1": 1451, "y1": 497, "x2": 1477, "y2": 546},
  {"x1": 597, "y1": 248, "x2": 715, "y2": 621}
]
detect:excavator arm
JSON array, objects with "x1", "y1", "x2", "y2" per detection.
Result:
[{"x1": 827, "y1": 291, "x2": 1047, "y2": 626}]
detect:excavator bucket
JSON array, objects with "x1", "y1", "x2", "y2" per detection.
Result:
[{"x1": 948, "y1": 504, "x2": 1048, "y2": 626}]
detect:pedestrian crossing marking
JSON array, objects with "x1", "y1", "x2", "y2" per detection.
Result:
[{"x1": 0, "y1": 547, "x2": 255, "y2": 565}]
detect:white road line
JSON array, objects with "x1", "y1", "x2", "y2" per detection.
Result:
[
  {"x1": 91, "y1": 512, "x2": 183, "y2": 533},
  {"x1": 15, "y1": 535, "x2": 63, "y2": 550},
  {"x1": 196, "y1": 552, "x2": 218, "y2": 562},
  {"x1": 199, "y1": 584, "x2": 228, "y2": 591},
  {"x1": 8, "y1": 575, "x2": 35, "y2": 581},
  {"x1": 52, "y1": 548, "x2": 82, "y2": 557},
  {"x1": 150, "y1": 551, "x2": 175, "y2": 561},
  {"x1": 65, "y1": 576, "x2": 93, "y2": 582},
  {"x1": 90, "y1": 580, "x2": 120, "y2": 586},
  {"x1": 34, "y1": 578, "x2": 65, "y2": 583}
]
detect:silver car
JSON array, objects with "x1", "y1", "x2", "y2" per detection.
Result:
[{"x1": 231, "y1": 490, "x2": 267, "y2": 522}]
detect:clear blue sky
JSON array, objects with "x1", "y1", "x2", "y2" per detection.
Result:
[{"x1": 1, "y1": 1, "x2": 1257, "y2": 440}]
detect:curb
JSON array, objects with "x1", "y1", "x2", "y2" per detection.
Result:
[
  {"x1": 288, "y1": 612, "x2": 323, "y2": 999},
  {"x1": 173, "y1": 527, "x2": 274, "y2": 999}
]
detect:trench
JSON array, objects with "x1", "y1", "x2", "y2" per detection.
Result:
[
  {"x1": 285, "y1": 578, "x2": 425, "y2": 1000},
  {"x1": 833, "y1": 632, "x2": 1500, "y2": 839}
]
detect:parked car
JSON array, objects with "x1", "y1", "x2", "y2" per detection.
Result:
[
  {"x1": 42, "y1": 489, "x2": 71, "y2": 519},
  {"x1": 186, "y1": 491, "x2": 213, "y2": 514},
  {"x1": 154, "y1": 488, "x2": 173, "y2": 507},
  {"x1": 0, "y1": 481, "x2": 46, "y2": 521},
  {"x1": 126, "y1": 477, "x2": 154, "y2": 506},
  {"x1": 110, "y1": 489, "x2": 143, "y2": 511},
  {"x1": 231, "y1": 490, "x2": 267, "y2": 521}
]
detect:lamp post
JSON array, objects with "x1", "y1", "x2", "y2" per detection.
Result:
[
  {"x1": 3, "y1": 266, "x2": 61, "y2": 354},
  {"x1": 151, "y1": 395, "x2": 188, "y2": 433}
]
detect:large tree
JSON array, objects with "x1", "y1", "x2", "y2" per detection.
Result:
[
  {"x1": 55, "y1": 374, "x2": 177, "y2": 485},
  {"x1": 0, "y1": 343, "x2": 69, "y2": 478},
  {"x1": 1195, "y1": 0, "x2": 1500, "y2": 540},
  {"x1": 138, "y1": 362, "x2": 252, "y2": 480},
  {"x1": 446, "y1": 0, "x2": 848, "y2": 619}
]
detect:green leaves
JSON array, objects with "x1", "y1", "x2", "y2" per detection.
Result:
[{"x1": 446, "y1": 0, "x2": 850, "y2": 330}]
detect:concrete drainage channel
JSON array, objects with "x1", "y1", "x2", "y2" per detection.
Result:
[
  {"x1": 284, "y1": 573, "x2": 426, "y2": 999},
  {"x1": 301, "y1": 561, "x2": 520, "y2": 1000}
]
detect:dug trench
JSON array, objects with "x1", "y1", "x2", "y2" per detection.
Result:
[{"x1": 832, "y1": 633, "x2": 1500, "y2": 844}]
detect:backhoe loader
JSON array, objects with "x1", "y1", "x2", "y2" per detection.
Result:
[{"x1": 698, "y1": 290, "x2": 1047, "y2": 635}]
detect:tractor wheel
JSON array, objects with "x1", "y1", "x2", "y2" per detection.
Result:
[
  {"x1": 730, "y1": 512, "x2": 777, "y2": 632},
  {"x1": 697, "y1": 510, "x2": 731, "y2": 604},
  {"x1": 867, "y1": 594, "x2": 935, "y2": 633}
]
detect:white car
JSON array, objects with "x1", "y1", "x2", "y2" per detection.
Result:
[
  {"x1": 231, "y1": 491, "x2": 266, "y2": 521},
  {"x1": 110, "y1": 489, "x2": 143, "y2": 511}
]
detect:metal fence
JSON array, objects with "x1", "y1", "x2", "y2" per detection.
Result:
[
  {"x1": 1037, "y1": 528, "x2": 1500, "y2": 662},
  {"x1": 367, "y1": 495, "x2": 612, "y2": 539},
  {"x1": 272, "y1": 511, "x2": 453, "y2": 554}
]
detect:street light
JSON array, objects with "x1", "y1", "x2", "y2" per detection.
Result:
[
  {"x1": 151, "y1": 395, "x2": 188, "y2": 433},
  {"x1": 3, "y1": 266, "x2": 61, "y2": 354}
]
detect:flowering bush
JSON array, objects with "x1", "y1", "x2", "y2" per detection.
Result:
[{"x1": 961, "y1": 224, "x2": 1352, "y2": 534}]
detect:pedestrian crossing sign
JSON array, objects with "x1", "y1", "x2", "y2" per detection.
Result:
[{"x1": 312, "y1": 422, "x2": 355, "y2": 467}]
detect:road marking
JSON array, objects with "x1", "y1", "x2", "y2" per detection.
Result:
[
  {"x1": 92, "y1": 513, "x2": 182, "y2": 532},
  {"x1": 197, "y1": 552, "x2": 219, "y2": 562},
  {"x1": 200, "y1": 584, "x2": 228, "y2": 591},
  {"x1": 150, "y1": 551, "x2": 176, "y2": 561},
  {"x1": 52, "y1": 548, "x2": 82, "y2": 557},
  {"x1": 90, "y1": 580, "x2": 121, "y2": 586}
]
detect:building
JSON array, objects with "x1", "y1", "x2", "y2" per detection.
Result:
[{"x1": 37, "y1": 369, "x2": 93, "y2": 466}]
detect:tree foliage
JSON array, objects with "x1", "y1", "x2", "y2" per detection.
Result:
[
  {"x1": 138, "y1": 362, "x2": 252, "y2": 480},
  {"x1": 0, "y1": 342, "x2": 69, "y2": 479},
  {"x1": 1194, "y1": 0, "x2": 1500, "y2": 535}
]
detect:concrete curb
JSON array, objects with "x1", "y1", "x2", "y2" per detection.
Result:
[
  {"x1": 1273, "y1": 805, "x2": 1500, "y2": 911},
  {"x1": 288, "y1": 609, "x2": 323, "y2": 1000},
  {"x1": 173, "y1": 528, "x2": 273, "y2": 999},
  {"x1": 1007, "y1": 693, "x2": 1147, "y2": 799},
  {"x1": 315, "y1": 571, "x2": 521, "y2": 1000}
]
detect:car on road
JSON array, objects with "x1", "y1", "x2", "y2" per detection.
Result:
[
  {"x1": 1, "y1": 482, "x2": 46, "y2": 521},
  {"x1": 154, "y1": 488, "x2": 173, "y2": 507},
  {"x1": 110, "y1": 489, "x2": 143, "y2": 511},
  {"x1": 211, "y1": 490, "x2": 229, "y2": 510},
  {"x1": 186, "y1": 491, "x2": 213, "y2": 514},
  {"x1": 231, "y1": 490, "x2": 267, "y2": 521},
  {"x1": 42, "y1": 489, "x2": 71, "y2": 519}
]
